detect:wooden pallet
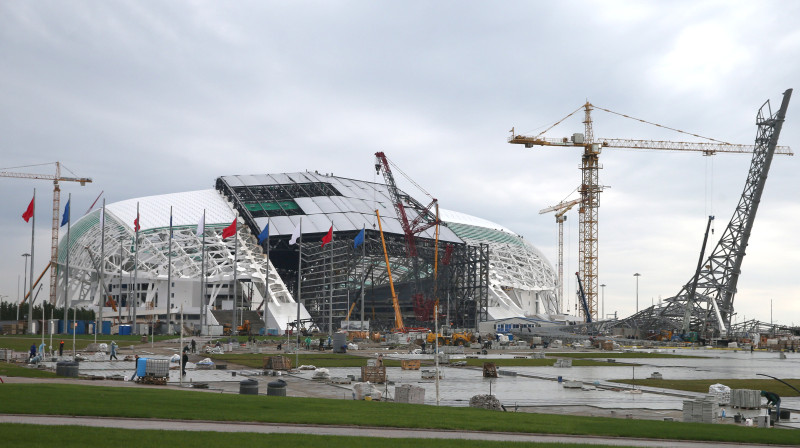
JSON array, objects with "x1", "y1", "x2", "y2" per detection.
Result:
[
  {"x1": 361, "y1": 366, "x2": 387, "y2": 383},
  {"x1": 136, "y1": 375, "x2": 167, "y2": 385},
  {"x1": 482, "y1": 362, "x2": 498, "y2": 378},
  {"x1": 401, "y1": 359, "x2": 420, "y2": 370},
  {"x1": 263, "y1": 356, "x2": 292, "y2": 370}
]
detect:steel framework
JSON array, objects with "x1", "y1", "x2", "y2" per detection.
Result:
[
  {"x1": 607, "y1": 89, "x2": 793, "y2": 338},
  {"x1": 55, "y1": 207, "x2": 296, "y2": 326}
]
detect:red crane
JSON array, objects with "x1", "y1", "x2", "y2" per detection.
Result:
[
  {"x1": 375, "y1": 152, "x2": 441, "y2": 322},
  {"x1": 374, "y1": 152, "x2": 440, "y2": 257}
]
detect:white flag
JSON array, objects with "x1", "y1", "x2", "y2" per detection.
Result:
[
  {"x1": 289, "y1": 221, "x2": 301, "y2": 245},
  {"x1": 196, "y1": 213, "x2": 205, "y2": 237}
]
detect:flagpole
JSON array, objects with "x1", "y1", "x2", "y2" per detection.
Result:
[
  {"x1": 49, "y1": 306, "x2": 53, "y2": 355},
  {"x1": 98, "y1": 199, "x2": 105, "y2": 341},
  {"x1": 167, "y1": 206, "x2": 173, "y2": 335},
  {"x1": 132, "y1": 202, "x2": 139, "y2": 335},
  {"x1": 232, "y1": 218, "x2": 239, "y2": 340},
  {"x1": 264, "y1": 217, "x2": 270, "y2": 334},
  {"x1": 328, "y1": 223, "x2": 333, "y2": 336},
  {"x1": 200, "y1": 209, "x2": 206, "y2": 336},
  {"x1": 231, "y1": 218, "x2": 239, "y2": 343},
  {"x1": 72, "y1": 306, "x2": 76, "y2": 358},
  {"x1": 360, "y1": 225, "x2": 365, "y2": 329},
  {"x1": 28, "y1": 189, "x2": 35, "y2": 335},
  {"x1": 61, "y1": 193, "x2": 71, "y2": 347},
  {"x1": 118, "y1": 238, "x2": 123, "y2": 326},
  {"x1": 295, "y1": 218, "x2": 302, "y2": 368},
  {"x1": 180, "y1": 304, "x2": 184, "y2": 387}
]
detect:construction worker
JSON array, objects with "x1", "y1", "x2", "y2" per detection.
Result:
[
  {"x1": 109, "y1": 341, "x2": 118, "y2": 360},
  {"x1": 761, "y1": 391, "x2": 781, "y2": 422},
  {"x1": 59, "y1": 340, "x2": 64, "y2": 356}
]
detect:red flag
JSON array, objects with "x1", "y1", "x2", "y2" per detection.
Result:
[
  {"x1": 133, "y1": 213, "x2": 140, "y2": 232},
  {"x1": 22, "y1": 197, "x2": 34, "y2": 222},
  {"x1": 222, "y1": 219, "x2": 237, "y2": 239},
  {"x1": 321, "y1": 225, "x2": 333, "y2": 247}
]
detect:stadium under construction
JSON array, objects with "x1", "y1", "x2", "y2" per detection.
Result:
[
  {"x1": 40, "y1": 89, "x2": 796, "y2": 344},
  {"x1": 52, "y1": 165, "x2": 562, "y2": 336}
]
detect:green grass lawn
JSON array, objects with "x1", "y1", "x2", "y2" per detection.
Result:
[
  {"x1": 0, "y1": 423, "x2": 625, "y2": 448},
  {"x1": 0, "y1": 362, "x2": 57, "y2": 378},
  {"x1": 612, "y1": 378, "x2": 800, "y2": 397},
  {"x1": 0, "y1": 384, "x2": 796, "y2": 445}
]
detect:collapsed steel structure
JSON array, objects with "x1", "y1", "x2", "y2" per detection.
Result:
[{"x1": 600, "y1": 89, "x2": 793, "y2": 339}]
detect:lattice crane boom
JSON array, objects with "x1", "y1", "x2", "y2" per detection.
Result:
[
  {"x1": 508, "y1": 135, "x2": 793, "y2": 155},
  {"x1": 0, "y1": 162, "x2": 92, "y2": 306},
  {"x1": 374, "y1": 152, "x2": 439, "y2": 257}
]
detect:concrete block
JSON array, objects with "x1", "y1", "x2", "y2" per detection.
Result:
[{"x1": 395, "y1": 384, "x2": 425, "y2": 404}]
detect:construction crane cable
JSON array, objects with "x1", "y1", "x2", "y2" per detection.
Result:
[
  {"x1": 60, "y1": 164, "x2": 82, "y2": 178},
  {"x1": 593, "y1": 105, "x2": 732, "y2": 145},
  {"x1": 533, "y1": 104, "x2": 585, "y2": 139},
  {"x1": 0, "y1": 162, "x2": 56, "y2": 171},
  {"x1": 386, "y1": 157, "x2": 435, "y2": 200}
]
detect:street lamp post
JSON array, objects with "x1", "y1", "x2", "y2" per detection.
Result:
[
  {"x1": 600, "y1": 284, "x2": 606, "y2": 320},
  {"x1": 633, "y1": 273, "x2": 641, "y2": 314}
]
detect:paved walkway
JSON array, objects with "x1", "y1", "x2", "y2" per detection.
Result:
[{"x1": 0, "y1": 414, "x2": 795, "y2": 447}]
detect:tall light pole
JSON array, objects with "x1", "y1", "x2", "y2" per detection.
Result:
[
  {"x1": 20, "y1": 253, "x2": 31, "y2": 322},
  {"x1": 633, "y1": 273, "x2": 641, "y2": 314},
  {"x1": 600, "y1": 284, "x2": 606, "y2": 320}
]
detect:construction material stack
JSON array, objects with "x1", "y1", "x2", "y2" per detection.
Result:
[{"x1": 682, "y1": 397, "x2": 719, "y2": 423}]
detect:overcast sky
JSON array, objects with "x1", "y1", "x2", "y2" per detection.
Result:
[{"x1": 1, "y1": 1, "x2": 798, "y2": 326}]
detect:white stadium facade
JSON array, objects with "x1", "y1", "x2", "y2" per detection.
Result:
[{"x1": 56, "y1": 172, "x2": 561, "y2": 334}]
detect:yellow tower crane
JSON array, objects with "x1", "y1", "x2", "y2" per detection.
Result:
[
  {"x1": 539, "y1": 197, "x2": 581, "y2": 314},
  {"x1": 510, "y1": 102, "x2": 792, "y2": 322},
  {"x1": 0, "y1": 162, "x2": 92, "y2": 306}
]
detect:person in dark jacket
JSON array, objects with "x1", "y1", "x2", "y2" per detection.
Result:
[
  {"x1": 761, "y1": 391, "x2": 781, "y2": 421},
  {"x1": 181, "y1": 351, "x2": 189, "y2": 376}
]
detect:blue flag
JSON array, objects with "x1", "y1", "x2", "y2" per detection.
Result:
[
  {"x1": 60, "y1": 199, "x2": 70, "y2": 227},
  {"x1": 354, "y1": 227, "x2": 365, "y2": 248},
  {"x1": 258, "y1": 223, "x2": 269, "y2": 244}
]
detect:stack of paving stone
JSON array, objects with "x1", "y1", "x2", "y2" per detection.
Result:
[
  {"x1": 531, "y1": 351, "x2": 545, "y2": 359},
  {"x1": 682, "y1": 397, "x2": 719, "y2": 423},
  {"x1": 554, "y1": 358, "x2": 572, "y2": 368},
  {"x1": 395, "y1": 385, "x2": 425, "y2": 404},
  {"x1": 708, "y1": 384, "x2": 731, "y2": 405},
  {"x1": 731, "y1": 389, "x2": 761, "y2": 408}
]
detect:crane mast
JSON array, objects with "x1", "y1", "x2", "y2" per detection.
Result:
[
  {"x1": 539, "y1": 198, "x2": 581, "y2": 314},
  {"x1": 0, "y1": 162, "x2": 92, "y2": 306}
]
